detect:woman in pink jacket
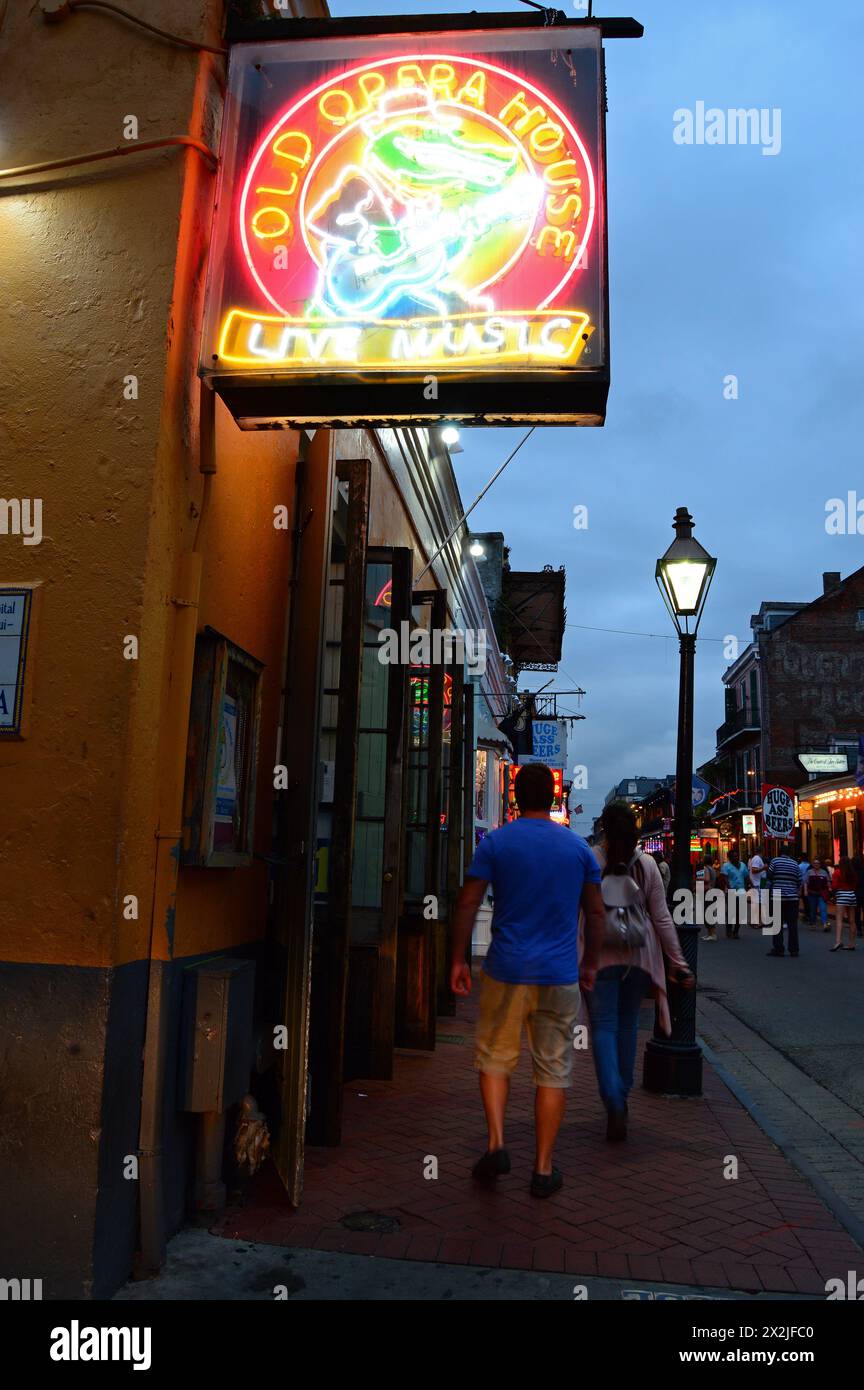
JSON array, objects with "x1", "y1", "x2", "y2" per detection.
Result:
[{"x1": 581, "y1": 803, "x2": 694, "y2": 1141}]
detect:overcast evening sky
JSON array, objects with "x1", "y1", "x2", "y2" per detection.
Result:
[{"x1": 330, "y1": 0, "x2": 864, "y2": 832}]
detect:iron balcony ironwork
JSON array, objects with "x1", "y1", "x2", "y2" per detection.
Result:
[
  {"x1": 709, "y1": 788, "x2": 762, "y2": 815},
  {"x1": 716, "y1": 705, "x2": 761, "y2": 750}
]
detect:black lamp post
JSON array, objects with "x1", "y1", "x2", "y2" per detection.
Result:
[{"x1": 643, "y1": 506, "x2": 716, "y2": 1097}]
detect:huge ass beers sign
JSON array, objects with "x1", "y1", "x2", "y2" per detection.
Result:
[{"x1": 200, "y1": 25, "x2": 608, "y2": 426}]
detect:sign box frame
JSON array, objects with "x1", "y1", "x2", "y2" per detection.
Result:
[{"x1": 201, "y1": 22, "x2": 610, "y2": 428}]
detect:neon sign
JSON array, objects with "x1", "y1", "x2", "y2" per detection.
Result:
[
  {"x1": 507, "y1": 763, "x2": 565, "y2": 821},
  {"x1": 201, "y1": 26, "x2": 608, "y2": 426},
  {"x1": 409, "y1": 667, "x2": 452, "y2": 745}
]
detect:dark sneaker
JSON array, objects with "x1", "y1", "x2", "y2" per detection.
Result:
[
  {"x1": 606, "y1": 1109, "x2": 628, "y2": 1142},
  {"x1": 530, "y1": 1168, "x2": 563, "y2": 1198},
  {"x1": 472, "y1": 1148, "x2": 511, "y2": 1182}
]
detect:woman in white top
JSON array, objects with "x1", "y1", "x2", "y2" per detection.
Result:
[{"x1": 581, "y1": 804, "x2": 694, "y2": 1142}]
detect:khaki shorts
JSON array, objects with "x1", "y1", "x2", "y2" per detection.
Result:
[{"x1": 475, "y1": 973, "x2": 581, "y2": 1089}]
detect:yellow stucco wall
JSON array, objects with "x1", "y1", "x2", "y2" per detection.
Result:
[
  {"x1": 0, "y1": 3, "x2": 300, "y2": 969},
  {"x1": 171, "y1": 400, "x2": 297, "y2": 961}
]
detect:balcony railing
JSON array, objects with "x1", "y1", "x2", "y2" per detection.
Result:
[
  {"x1": 708, "y1": 787, "x2": 761, "y2": 814},
  {"x1": 716, "y1": 705, "x2": 760, "y2": 748}
]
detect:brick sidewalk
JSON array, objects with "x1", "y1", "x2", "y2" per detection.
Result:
[{"x1": 213, "y1": 987, "x2": 862, "y2": 1294}]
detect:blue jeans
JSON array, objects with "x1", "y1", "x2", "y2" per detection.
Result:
[
  {"x1": 806, "y1": 894, "x2": 827, "y2": 926},
  {"x1": 585, "y1": 965, "x2": 650, "y2": 1114}
]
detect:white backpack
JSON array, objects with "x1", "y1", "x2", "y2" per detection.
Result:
[{"x1": 601, "y1": 852, "x2": 649, "y2": 949}]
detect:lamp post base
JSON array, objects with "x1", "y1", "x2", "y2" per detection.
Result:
[
  {"x1": 642, "y1": 922, "x2": 702, "y2": 1096},
  {"x1": 643, "y1": 1037, "x2": 703, "y2": 1096}
]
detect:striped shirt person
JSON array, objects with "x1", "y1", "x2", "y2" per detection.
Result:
[{"x1": 766, "y1": 851, "x2": 801, "y2": 957}]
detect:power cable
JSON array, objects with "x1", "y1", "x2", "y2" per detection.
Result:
[
  {"x1": 414, "y1": 428, "x2": 535, "y2": 584},
  {"x1": 0, "y1": 136, "x2": 217, "y2": 181},
  {"x1": 566, "y1": 621, "x2": 728, "y2": 643},
  {"x1": 42, "y1": 0, "x2": 228, "y2": 55}
]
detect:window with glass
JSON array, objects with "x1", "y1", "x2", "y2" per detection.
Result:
[
  {"x1": 349, "y1": 560, "x2": 393, "y2": 916},
  {"x1": 475, "y1": 748, "x2": 489, "y2": 825}
]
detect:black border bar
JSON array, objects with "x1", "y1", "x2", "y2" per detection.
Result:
[{"x1": 226, "y1": 12, "x2": 644, "y2": 44}]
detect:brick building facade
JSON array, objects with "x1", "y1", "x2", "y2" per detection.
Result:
[
  {"x1": 758, "y1": 569, "x2": 864, "y2": 788},
  {"x1": 705, "y1": 567, "x2": 864, "y2": 856}
]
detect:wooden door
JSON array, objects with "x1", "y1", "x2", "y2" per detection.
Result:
[
  {"x1": 342, "y1": 547, "x2": 412, "y2": 1082},
  {"x1": 438, "y1": 658, "x2": 465, "y2": 1016},
  {"x1": 306, "y1": 460, "x2": 370, "y2": 1146},
  {"x1": 395, "y1": 589, "x2": 447, "y2": 1051},
  {"x1": 462, "y1": 682, "x2": 476, "y2": 970},
  {"x1": 271, "y1": 431, "x2": 336, "y2": 1201}
]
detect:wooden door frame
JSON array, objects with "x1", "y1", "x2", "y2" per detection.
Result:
[
  {"x1": 440, "y1": 657, "x2": 465, "y2": 1015},
  {"x1": 393, "y1": 586, "x2": 448, "y2": 1051},
  {"x1": 423, "y1": 589, "x2": 447, "y2": 905},
  {"x1": 271, "y1": 430, "x2": 335, "y2": 1206},
  {"x1": 368, "y1": 545, "x2": 412, "y2": 1078},
  {"x1": 462, "y1": 682, "x2": 476, "y2": 970},
  {"x1": 319, "y1": 458, "x2": 371, "y2": 1145},
  {"x1": 463, "y1": 682, "x2": 475, "y2": 876}
]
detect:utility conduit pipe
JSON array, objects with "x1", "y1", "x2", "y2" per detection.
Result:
[{"x1": 136, "y1": 383, "x2": 215, "y2": 1276}]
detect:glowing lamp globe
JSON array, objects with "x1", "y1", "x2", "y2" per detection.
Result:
[{"x1": 655, "y1": 507, "x2": 716, "y2": 629}]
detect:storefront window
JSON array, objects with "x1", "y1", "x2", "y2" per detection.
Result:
[
  {"x1": 404, "y1": 667, "x2": 431, "y2": 902},
  {"x1": 475, "y1": 749, "x2": 488, "y2": 825}
]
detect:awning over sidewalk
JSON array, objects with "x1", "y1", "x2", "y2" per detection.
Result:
[
  {"x1": 475, "y1": 694, "x2": 512, "y2": 752},
  {"x1": 794, "y1": 773, "x2": 864, "y2": 804}
]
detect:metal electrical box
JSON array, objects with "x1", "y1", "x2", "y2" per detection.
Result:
[{"x1": 179, "y1": 957, "x2": 256, "y2": 1113}]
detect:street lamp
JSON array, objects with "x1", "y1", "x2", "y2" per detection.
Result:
[
  {"x1": 655, "y1": 506, "x2": 716, "y2": 892},
  {"x1": 644, "y1": 506, "x2": 716, "y2": 1098}
]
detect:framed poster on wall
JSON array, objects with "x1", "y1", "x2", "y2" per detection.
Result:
[
  {"x1": 0, "y1": 582, "x2": 42, "y2": 739},
  {"x1": 182, "y1": 627, "x2": 264, "y2": 867}
]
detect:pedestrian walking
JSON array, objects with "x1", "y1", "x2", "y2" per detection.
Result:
[
  {"x1": 804, "y1": 858, "x2": 830, "y2": 930},
  {"x1": 653, "y1": 849, "x2": 671, "y2": 898},
  {"x1": 823, "y1": 858, "x2": 835, "y2": 931},
  {"x1": 450, "y1": 763, "x2": 606, "y2": 1198},
  {"x1": 720, "y1": 845, "x2": 749, "y2": 938},
  {"x1": 747, "y1": 851, "x2": 767, "y2": 929},
  {"x1": 697, "y1": 854, "x2": 718, "y2": 942},
  {"x1": 853, "y1": 854, "x2": 864, "y2": 939},
  {"x1": 766, "y1": 846, "x2": 801, "y2": 957},
  {"x1": 796, "y1": 852, "x2": 808, "y2": 918},
  {"x1": 582, "y1": 803, "x2": 694, "y2": 1142},
  {"x1": 830, "y1": 856, "x2": 858, "y2": 952}
]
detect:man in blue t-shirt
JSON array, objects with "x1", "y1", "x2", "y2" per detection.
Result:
[
  {"x1": 450, "y1": 763, "x2": 606, "y2": 1199},
  {"x1": 720, "y1": 846, "x2": 749, "y2": 938}
]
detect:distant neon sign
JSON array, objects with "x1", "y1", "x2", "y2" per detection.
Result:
[
  {"x1": 507, "y1": 763, "x2": 564, "y2": 821},
  {"x1": 202, "y1": 27, "x2": 608, "y2": 425}
]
